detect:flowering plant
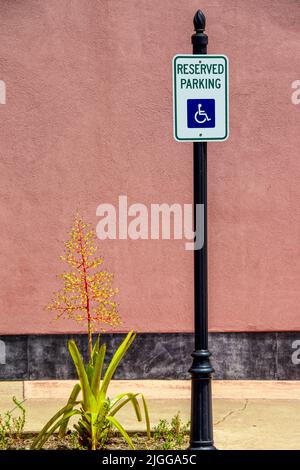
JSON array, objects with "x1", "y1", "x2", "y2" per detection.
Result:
[
  {"x1": 48, "y1": 215, "x2": 121, "y2": 357},
  {"x1": 33, "y1": 215, "x2": 150, "y2": 450}
]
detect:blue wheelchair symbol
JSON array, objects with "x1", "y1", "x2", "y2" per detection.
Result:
[{"x1": 187, "y1": 99, "x2": 215, "y2": 128}]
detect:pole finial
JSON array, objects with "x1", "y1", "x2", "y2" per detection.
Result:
[{"x1": 193, "y1": 10, "x2": 206, "y2": 32}]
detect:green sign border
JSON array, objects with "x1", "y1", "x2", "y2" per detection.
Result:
[{"x1": 173, "y1": 54, "x2": 229, "y2": 142}]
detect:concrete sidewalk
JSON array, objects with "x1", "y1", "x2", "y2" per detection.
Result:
[{"x1": 1, "y1": 380, "x2": 300, "y2": 450}]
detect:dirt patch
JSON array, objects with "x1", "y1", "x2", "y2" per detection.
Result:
[{"x1": 4, "y1": 432, "x2": 189, "y2": 450}]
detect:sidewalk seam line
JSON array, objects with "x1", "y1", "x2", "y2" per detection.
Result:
[{"x1": 214, "y1": 399, "x2": 249, "y2": 426}]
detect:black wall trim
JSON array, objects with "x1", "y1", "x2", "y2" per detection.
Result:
[{"x1": 0, "y1": 332, "x2": 300, "y2": 380}]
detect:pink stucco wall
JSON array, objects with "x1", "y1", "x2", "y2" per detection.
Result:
[{"x1": 0, "y1": 0, "x2": 300, "y2": 334}]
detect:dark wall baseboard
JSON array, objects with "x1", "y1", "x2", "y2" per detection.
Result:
[{"x1": 0, "y1": 332, "x2": 300, "y2": 380}]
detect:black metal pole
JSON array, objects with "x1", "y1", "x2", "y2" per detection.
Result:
[{"x1": 189, "y1": 10, "x2": 216, "y2": 451}]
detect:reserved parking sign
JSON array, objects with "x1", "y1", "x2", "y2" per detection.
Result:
[{"x1": 173, "y1": 55, "x2": 229, "y2": 142}]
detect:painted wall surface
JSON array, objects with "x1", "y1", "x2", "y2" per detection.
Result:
[{"x1": 0, "y1": 0, "x2": 300, "y2": 334}]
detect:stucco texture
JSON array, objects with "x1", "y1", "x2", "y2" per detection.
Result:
[{"x1": 0, "y1": 0, "x2": 300, "y2": 334}]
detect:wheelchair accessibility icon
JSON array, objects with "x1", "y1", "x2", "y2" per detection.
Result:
[
  {"x1": 187, "y1": 99, "x2": 215, "y2": 128},
  {"x1": 194, "y1": 104, "x2": 211, "y2": 124}
]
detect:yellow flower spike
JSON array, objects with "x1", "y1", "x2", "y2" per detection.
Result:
[{"x1": 46, "y1": 214, "x2": 121, "y2": 358}]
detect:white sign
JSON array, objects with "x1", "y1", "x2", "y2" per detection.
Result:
[{"x1": 173, "y1": 55, "x2": 229, "y2": 142}]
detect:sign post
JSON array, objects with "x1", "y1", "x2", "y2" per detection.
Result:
[{"x1": 173, "y1": 10, "x2": 229, "y2": 450}]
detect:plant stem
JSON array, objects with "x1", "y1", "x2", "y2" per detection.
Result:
[
  {"x1": 78, "y1": 227, "x2": 92, "y2": 359},
  {"x1": 87, "y1": 312, "x2": 92, "y2": 359}
]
